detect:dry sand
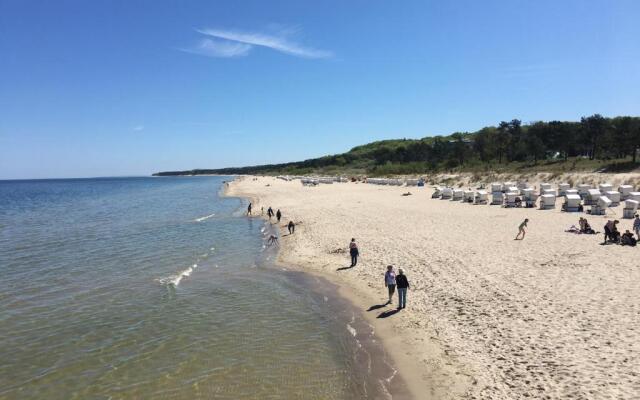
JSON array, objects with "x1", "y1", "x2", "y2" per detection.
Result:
[{"x1": 227, "y1": 176, "x2": 639, "y2": 400}]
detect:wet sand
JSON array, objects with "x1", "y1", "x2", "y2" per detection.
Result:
[{"x1": 227, "y1": 175, "x2": 640, "y2": 400}]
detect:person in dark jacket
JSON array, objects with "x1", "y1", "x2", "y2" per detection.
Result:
[
  {"x1": 395, "y1": 268, "x2": 410, "y2": 309},
  {"x1": 287, "y1": 221, "x2": 295, "y2": 234},
  {"x1": 349, "y1": 238, "x2": 359, "y2": 267},
  {"x1": 247, "y1": 202, "x2": 252, "y2": 216},
  {"x1": 276, "y1": 209, "x2": 282, "y2": 223}
]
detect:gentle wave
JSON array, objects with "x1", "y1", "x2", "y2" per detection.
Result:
[
  {"x1": 157, "y1": 263, "x2": 198, "y2": 287},
  {"x1": 194, "y1": 213, "x2": 215, "y2": 222}
]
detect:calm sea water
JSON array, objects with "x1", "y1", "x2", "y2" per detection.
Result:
[{"x1": 0, "y1": 177, "x2": 400, "y2": 399}]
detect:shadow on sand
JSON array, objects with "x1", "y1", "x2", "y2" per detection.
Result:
[
  {"x1": 377, "y1": 309, "x2": 400, "y2": 319},
  {"x1": 367, "y1": 303, "x2": 388, "y2": 312},
  {"x1": 336, "y1": 265, "x2": 354, "y2": 271}
]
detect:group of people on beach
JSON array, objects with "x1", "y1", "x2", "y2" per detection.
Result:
[
  {"x1": 247, "y1": 203, "x2": 297, "y2": 247},
  {"x1": 348, "y1": 239, "x2": 411, "y2": 309},
  {"x1": 602, "y1": 216, "x2": 639, "y2": 246}
]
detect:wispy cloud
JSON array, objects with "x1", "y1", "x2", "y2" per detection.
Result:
[
  {"x1": 180, "y1": 27, "x2": 332, "y2": 59},
  {"x1": 132, "y1": 125, "x2": 145, "y2": 132},
  {"x1": 182, "y1": 38, "x2": 252, "y2": 58}
]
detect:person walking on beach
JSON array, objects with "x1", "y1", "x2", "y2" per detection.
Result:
[
  {"x1": 515, "y1": 218, "x2": 529, "y2": 240},
  {"x1": 276, "y1": 209, "x2": 282, "y2": 223},
  {"x1": 384, "y1": 265, "x2": 396, "y2": 304},
  {"x1": 247, "y1": 202, "x2": 252, "y2": 216},
  {"x1": 267, "y1": 207, "x2": 274, "y2": 220},
  {"x1": 396, "y1": 268, "x2": 410, "y2": 309},
  {"x1": 634, "y1": 214, "x2": 640, "y2": 240},
  {"x1": 287, "y1": 221, "x2": 295, "y2": 234},
  {"x1": 349, "y1": 238, "x2": 359, "y2": 267}
]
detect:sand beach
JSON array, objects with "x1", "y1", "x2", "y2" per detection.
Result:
[{"x1": 227, "y1": 175, "x2": 640, "y2": 400}]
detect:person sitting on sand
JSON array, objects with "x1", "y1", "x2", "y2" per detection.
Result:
[
  {"x1": 582, "y1": 219, "x2": 596, "y2": 234},
  {"x1": 621, "y1": 230, "x2": 637, "y2": 246},
  {"x1": 634, "y1": 214, "x2": 640, "y2": 240},
  {"x1": 384, "y1": 265, "x2": 396, "y2": 304},
  {"x1": 267, "y1": 234, "x2": 278, "y2": 246},
  {"x1": 395, "y1": 268, "x2": 410, "y2": 309},
  {"x1": 515, "y1": 218, "x2": 529, "y2": 240},
  {"x1": 349, "y1": 238, "x2": 359, "y2": 267},
  {"x1": 287, "y1": 220, "x2": 295, "y2": 234}
]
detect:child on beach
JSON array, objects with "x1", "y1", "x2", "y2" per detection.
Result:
[
  {"x1": 395, "y1": 268, "x2": 410, "y2": 309},
  {"x1": 384, "y1": 265, "x2": 396, "y2": 304},
  {"x1": 515, "y1": 218, "x2": 529, "y2": 240},
  {"x1": 267, "y1": 235, "x2": 278, "y2": 246},
  {"x1": 349, "y1": 238, "x2": 359, "y2": 267},
  {"x1": 634, "y1": 214, "x2": 640, "y2": 240}
]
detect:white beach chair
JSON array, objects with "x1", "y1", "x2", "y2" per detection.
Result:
[
  {"x1": 441, "y1": 187, "x2": 453, "y2": 200},
  {"x1": 585, "y1": 189, "x2": 601, "y2": 206},
  {"x1": 562, "y1": 194, "x2": 582, "y2": 212},
  {"x1": 540, "y1": 183, "x2": 552, "y2": 194},
  {"x1": 558, "y1": 183, "x2": 570, "y2": 196},
  {"x1": 605, "y1": 191, "x2": 621, "y2": 206},
  {"x1": 504, "y1": 192, "x2": 519, "y2": 208},
  {"x1": 539, "y1": 194, "x2": 556, "y2": 210},
  {"x1": 542, "y1": 188, "x2": 557, "y2": 196},
  {"x1": 502, "y1": 182, "x2": 516, "y2": 192},
  {"x1": 565, "y1": 189, "x2": 579, "y2": 197},
  {"x1": 599, "y1": 183, "x2": 613, "y2": 194},
  {"x1": 432, "y1": 186, "x2": 443, "y2": 198},
  {"x1": 491, "y1": 191, "x2": 504, "y2": 205},
  {"x1": 628, "y1": 192, "x2": 640, "y2": 202},
  {"x1": 474, "y1": 190, "x2": 488, "y2": 204},
  {"x1": 491, "y1": 183, "x2": 503, "y2": 193},
  {"x1": 623, "y1": 199, "x2": 639, "y2": 218},
  {"x1": 463, "y1": 190, "x2": 475, "y2": 203},
  {"x1": 618, "y1": 185, "x2": 633, "y2": 200},
  {"x1": 452, "y1": 189, "x2": 464, "y2": 201},
  {"x1": 577, "y1": 184, "x2": 591, "y2": 198},
  {"x1": 591, "y1": 196, "x2": 611, "y2": 215}
]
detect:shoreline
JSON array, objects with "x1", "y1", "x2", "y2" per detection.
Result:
[
  {"x1": 223, "y1": 179, "x2": 416, "y2": 399},
  {"x1": 224, "y1": 177, "x2": 470, "y2": 400}
]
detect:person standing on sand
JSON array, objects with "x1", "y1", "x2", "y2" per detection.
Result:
[
  {"x1": 247, "y1": 203, "x2": 252, "y2": 216},
  {"x1": 276, "y1": 209, "x2": 282, "y2": 223},
  {"x1": 287, "y1": 221, "x2": 295, "y2": 234},
  {"x1": 384, "y1": 265, "x2": 396, "y2": 304},
  {"x1": 396, "y1": 268, "x2": 410, "y2": 309},
  {"x1": 515, "y1": 218, "x2": 529, "y2": 240},
  {"x1": 267, "y1": 207, "x2": 274, "y2": 220},
  {"x1": 634, "y1": 214, "x2": 640, "y2": 240},
  {"x1": 349, "y1": 238, "x2": 359, "y2": 267}
]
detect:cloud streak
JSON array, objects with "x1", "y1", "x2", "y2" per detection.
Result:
[
  {"x1": 196, "y1": 28, "x2": 332, "y2": 59},
  {"x1": 182, "y1": 38, "x2": 252, "y2": 58},
  {"x1": 180, "y1": 27, "x2": 332, "y2": 59}
]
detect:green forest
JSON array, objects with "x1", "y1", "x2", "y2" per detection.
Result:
[{"x1": 154, "y1": 114, "x2": 640, "y2": 177}]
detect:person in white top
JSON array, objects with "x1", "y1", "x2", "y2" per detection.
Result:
[{"x1": 384, "y1": 265, "x2": 397, "y2": 304}]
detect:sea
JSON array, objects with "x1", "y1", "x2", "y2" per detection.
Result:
[{"x1": 0, "y1": 176, "x2": 404, "y2": 399}]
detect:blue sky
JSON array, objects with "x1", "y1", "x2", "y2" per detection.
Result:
[{"x1": 1, "y1": 0, "x2": 639, "y2": 179}]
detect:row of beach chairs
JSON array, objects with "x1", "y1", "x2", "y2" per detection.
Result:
[{"x1": 432, "y1": 182, "x2": 640, "y2": 218}]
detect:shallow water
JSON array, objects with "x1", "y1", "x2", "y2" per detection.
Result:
[{"x1": 0, "y1": 177, "x2": 402, "y2": 399}]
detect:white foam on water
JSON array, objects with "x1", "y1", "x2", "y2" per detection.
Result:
[
  {"x1": 194, "y1": 213, "x2": 215, "y2": 222},
  {"x1": 346, "y1": 323, "x2": 357, "y2": 337},
  {"x1": 157, "y1": 263, "x2": 198, "y2": 287}
]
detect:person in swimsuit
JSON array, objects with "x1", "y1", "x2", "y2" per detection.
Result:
[{"x1": 515, "y1": 218, "x2": 529, "y2": 240}]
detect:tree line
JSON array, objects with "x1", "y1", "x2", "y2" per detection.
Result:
[{"x1": 153, "y1": 115, "x2": 640, "y2": 176}]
